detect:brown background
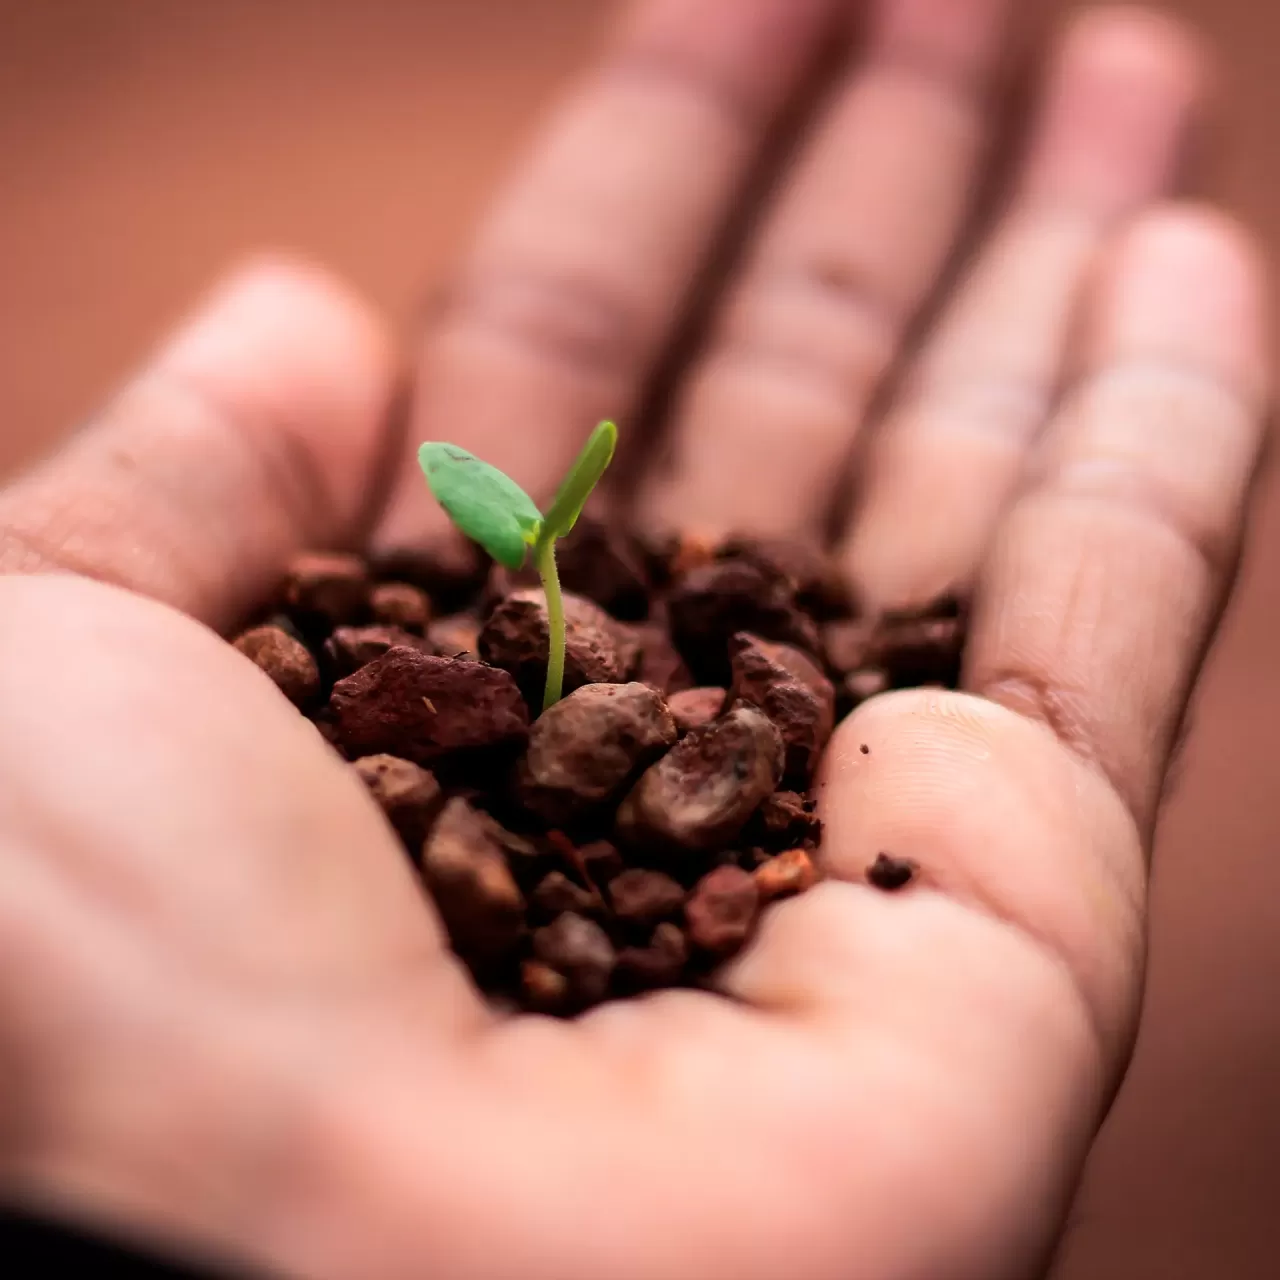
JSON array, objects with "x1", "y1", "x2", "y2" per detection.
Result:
[{"x1": 2, "y1": 2, "x2": 1278, "y2": 1276}]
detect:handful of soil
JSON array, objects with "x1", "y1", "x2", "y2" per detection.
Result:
[{"x1": 228, "y1": 520, "x2": 964, "y2": 1016}]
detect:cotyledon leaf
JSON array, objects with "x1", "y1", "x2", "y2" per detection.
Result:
[
  {"x1": 418, "y1": 442, "x2": 543, "y2": 569},
  {"x1": 540, "y1": 421, "x2": 618, "y2": 540}
]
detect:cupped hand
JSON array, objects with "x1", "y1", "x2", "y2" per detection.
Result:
[{"x1": 0, "y1": 3, "x2": 1269, "y2": 1279}]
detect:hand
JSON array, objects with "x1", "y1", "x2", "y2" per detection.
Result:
[{"x1": 0, "y1": 3, "x2": 1268, "y2": 1278}]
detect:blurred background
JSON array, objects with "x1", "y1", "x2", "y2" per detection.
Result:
[{"x1": 1, "y1": 1, "x2": 1278, "y2": 1276}]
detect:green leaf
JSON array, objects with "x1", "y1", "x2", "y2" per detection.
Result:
[
  {"x1": 418, "y1": 442, "x2": 543, "y2": 569},
  {"x1": 539, "y1": 421, "x2": 618, "y2": 540}
]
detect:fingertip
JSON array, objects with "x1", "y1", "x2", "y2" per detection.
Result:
[
  {"x1": 162, "y1": 253, "x2": 395, "y2": 414},
  {"x1": 1024, "y1": 5, "x2": 1209, "y2": 214},
  {"x1": 1061, "y1": 5, "x2": 1210, "y2": 96},
  {"x1": 155, "y1": 254, "x2": 398, "y2": 531}
]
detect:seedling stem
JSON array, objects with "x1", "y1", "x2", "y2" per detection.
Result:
[{"x1": 418, "y1": 421, "x2": 618, "y2": 712}]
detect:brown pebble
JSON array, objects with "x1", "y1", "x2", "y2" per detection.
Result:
[
  {"x1": 515, "y1": 683, "x2": 677, "y2": 825},
  {"x1": 428, "y1": 614, "x2": 481, "y2": 662},
  {"x1": 533, "y1": 912, "x2": 617, "y2": 1008},
  {"x1": 666, "y1": 686, "x2": 726, "y2": 735},
  {"x1": 370, "y1": 582, "x2": 432, "y2": 633},
  {"x1": 685, "y1": 865, "x2": 760, "y2": 956},
  {"x1": 615, "y1": 922, "x2": 688, "y2": 991},
  {"x1": 323, "y1": 625, "x2": 436, "y2": 679},
  {"x1": 667, "y1": 558, "x2": 819, "y2": 685},
  {"x1": 521, "y1": 960, "x2": 570, "y2": 1014},
  {"x1": 616, "y1": 704, "x2": 783, "y2": 856},
  {"x1": 232, "y1": 625, "x2": 320, "y2": 708},
  {"x1": 754, "y1": 848, "x2": 818, "y2": 903},
  {"x1": 628, "y1": 620, "x2": 694, "y2": 695},
  {"x1": 669, "y1": 531, "x2": 719, "y2": 577},
  {"x1": 480, "y1": 588, "x2": 638, "y2": 708},
  {"x1": 868, "y1": 852, "x2": 916, "y2": 891},
  {"x1": 717, "y1": 535, "x2": 855, "y2": 620},
  {"x1": 556, "y1": 516, "x2": 652, "y2": 621},
  {"x1": 751, "y1": 790, "x2": 821, "y2": 850},
  {"x1": 875, "y1": 616, "x2": 964, "y2": 688},
  {"x1": 532, "y1": 870, "x2": 602, "y2": 919},
  {"x1": 352, "y1": 754, "x2": 444, "y2": 852},
  {"x1": 281, "y1": 552, "x2": 370, "y2": 629},
  {"x1": 609, "y1": 868, "x2": 686, "y2": 926},
  {"x1": 728, "y1": 633, "x2": 835, "y2": 785},
  {"x1": 330, "y1": 647, "x2": 529, "y2": 765},
  {"x1": 421, "y1": 798, "x2": 526, "y2": 965},
  {"x1": 370, "y1": 539, "x2": 489, "y2": 614}
]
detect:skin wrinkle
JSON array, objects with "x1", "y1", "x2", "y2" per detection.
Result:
[
  {"x1": 714, "y1": 259, "x2": 901, "y2": 400},
  {"x1": 606, "y1": 44, "x2": 776, "y2": 137},
  {"x1": 434, "y1": 267, "x2": 650, "y2": 388}
]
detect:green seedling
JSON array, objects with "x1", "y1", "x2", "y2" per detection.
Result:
[{"x1": 419, "y1": 421, "x2": 618, "y2": 712}]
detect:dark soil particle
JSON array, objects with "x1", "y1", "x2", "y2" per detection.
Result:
[
  {"x1": 370, "y1": 582, "x2": 432, "y2": 634},
  {"x1": 229, "y1": 535, "x2": 965, "y2": 1015},
  {"x1": 233, "y1": 624, "x2": 320, "y2": 708},
  {"x1": 868, "y1": 853, "x2": 917, "y2": 891},
  {"x1": 323, "y1": 624, "x2": 436, "y2": 680},
  {"x1": 685, "y1": 865, "x2": 760, "y2": 955}
]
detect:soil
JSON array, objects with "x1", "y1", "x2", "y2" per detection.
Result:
[{"x1": 228, "y1": 520, "x2": 965, "y2": 1016}]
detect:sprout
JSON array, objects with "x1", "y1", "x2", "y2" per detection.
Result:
[{"x1": 419, "y1": 421, "x2": 618, "y2": 711}]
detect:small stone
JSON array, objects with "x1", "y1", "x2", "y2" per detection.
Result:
[
  {"x1": 754, "y1": 848, "x2": 818, "y2": 903},
  {"x1": 667, "y1": 558, "x2": 819, "y2": 685},
  {"x1": 717, "y1": 535, "x2": 855, "y2": 619},
  {"x1": 868, "y1": 852, "x2": 916, "y2": 891},
  {"x1": 556, "y1": 516, "x2": 652, "y2": 620},
  {"x1": 330, "y1": 648, "x2": 528, "y2": 765},
  {"x1": 422, "y1": 797, "x2": 526, "y2": 964},
  {"x1": 532, "y1": 870, "x2": 602, "y2": 919},
  {"x1": 751, "y1": 790, "x2": 821, "y2": 851},
  {"x1": 616, "y1": 704, "x2": 783, "y2": 855},
  {"x1": 685, "y1": 865, "x2": 760, "y2": 956},
  {"x1": 280, "y1": 552, "x2": 370, "y2": 629},
  {"x1": 608, "y1": 868, "x2": 686, "y2": 926},
  {"x1": 533, "y1": 912, "x2": 616, "y2": 1008},
  {"x1": 521, "y1": 960, "x2": 570, "y2": 1014},
  {"x1": 615, "y1": 923, "x2": 688, "y2": 991},
  {"x1": 516, "y1": 683, "x2": 677, "y2": 825},
  {"x1": 428, "y1": 614, "x2": 481, "y2": 662},
  {"x1": 844, "y1": 668, "x2": 889, "y2": 705},
  {"x1": 669, "y1": 531, "x2": 719, "y2": 577},
  {"x1": 629, "y1": 621, "x2": 694, "y2": 695},
  {"x1": 875, "y1": 615, "x2": 964, "y2": 688},
  {"x1": 370, "y1": 582, "x2": 432, "y2": 634},
  {"x1": 323, "y1": 625, "x2": 436, "y2": 679},
  {"x1": 370, "y1": 539, "x2": 489, "y2": 615},
  {"x1": 232, "y1": 625, "x2": 320, "y2": 708},
  {"x1": 667, "y1": 687, "x2": 726, "y2": 735},
  {"x1": 480, "y1": 589, "x2": 637, "y2": 708},
  {"x1": 352, "y1": 754, "x2": 444, "y2": 852},
  {"x1": 728, "y1": 633, "x2": 835, "y2": 785}
]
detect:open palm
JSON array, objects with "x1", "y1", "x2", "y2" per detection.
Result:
[{"x1": 0, "y1": 3, "x2": 1269, "y2": 1278}]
